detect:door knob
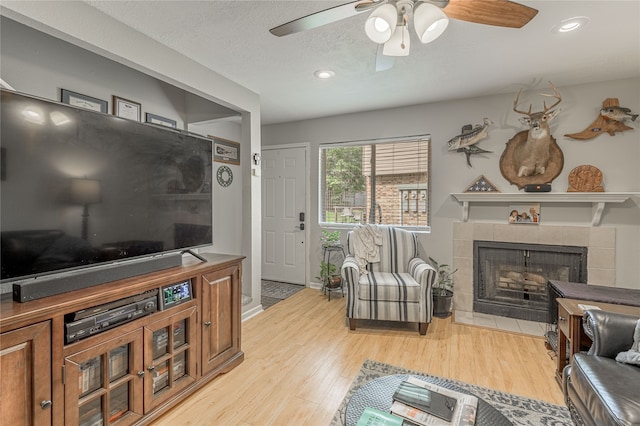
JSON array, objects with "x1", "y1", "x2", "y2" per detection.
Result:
[{"x1": 40, "y1": 400, "x2": 52, "y2": 409}]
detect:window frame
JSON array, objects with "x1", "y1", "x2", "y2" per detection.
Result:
[{"x1": 318, "y1": 135, "x2": 431, "y2": 232}]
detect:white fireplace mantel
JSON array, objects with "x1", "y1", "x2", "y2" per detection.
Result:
[{"x1": 451, "y1": 192, "x2": 639, "y2": 226}]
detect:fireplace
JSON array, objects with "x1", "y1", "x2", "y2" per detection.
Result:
[{"x1": 473, "y1": 241, "x2": 587, "y2": 322}]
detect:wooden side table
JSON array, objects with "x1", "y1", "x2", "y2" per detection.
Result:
[{"x1": 555, "y1": 298, "x2": 640, "y2": 384}]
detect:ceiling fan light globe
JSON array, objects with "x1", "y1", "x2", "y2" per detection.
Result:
[
  {"x1": 374, "y1": 18, "x2": 390, "y2": 32},
  {"x1": 364, "y1": 3, "x2": 397, "y2": 43},
  {"x1": 382, "y1": 26, "x2": 410, "y2": 56},
  {"x1": 414, "y1": 2, "x2": 449, "y2": 44}
]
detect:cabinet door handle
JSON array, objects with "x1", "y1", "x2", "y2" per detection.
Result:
[
  {"x1": 40, "y1": 400, "x2": 52, "y2": 409},
  {"x1": 204, "y1": 321, "x2": 212, "y2": 327},
  {"x1": 559, "y1": 316, "x2": 566, "y2": 321},
  {"x1": 137, "y1": 371, "x2": 145, "y2": 378},
  {"x1": 147, "y1": 365, "x2": 155, "y2": 371}
]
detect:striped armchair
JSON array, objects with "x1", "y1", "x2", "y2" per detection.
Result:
[{"x1": 341, "y1": 225, "x2": 438, "y2": 335}]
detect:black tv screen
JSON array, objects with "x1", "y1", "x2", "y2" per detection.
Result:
[{"x1": 0, "y1": 89, "x2": 213, "y2": 285}]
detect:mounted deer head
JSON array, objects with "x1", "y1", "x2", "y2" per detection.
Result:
[{"x1": 512, "y1": 81, "x2": 562, "y2": 177}]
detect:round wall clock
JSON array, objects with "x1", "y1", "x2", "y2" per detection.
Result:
[{"x1": 216, "y1": 165, "x2": 233, "y2": 187}]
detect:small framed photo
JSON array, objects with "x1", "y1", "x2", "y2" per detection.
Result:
[
  {"x1": 508, "y1": 203, "x2": 541, "y2": 224},
  {"x1": 113, "y1": 95, "x2": 141, "y2": 121},
  {"x1": 210, "y1": 136, "x2": 240, "y2": 165},
  {"x1": 61, "y1": 89, "x2": 108, "y2": 113},
  {"x1": 145, "y1": 112, "x2": 177, "y2": 128}
]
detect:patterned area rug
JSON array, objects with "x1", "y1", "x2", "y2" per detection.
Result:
[
  {"x1": 261, "y1": 280, "x2": 305, "y2": 309},
  {"x1": 330, "y1": 359, "x2": 572, "y2": 426}
]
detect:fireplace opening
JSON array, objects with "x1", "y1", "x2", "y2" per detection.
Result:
[{"x1": 473, "y1": 241, "x2": 587, "y2": 322}]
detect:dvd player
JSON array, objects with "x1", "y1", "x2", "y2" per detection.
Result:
[{"x1": 65, "y1": 290, "x2": 158, "y2": 344}]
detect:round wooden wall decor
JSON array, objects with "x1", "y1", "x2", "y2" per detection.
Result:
[{"x1": 567, "y1": 165, "x2": 604, "y2": 192}]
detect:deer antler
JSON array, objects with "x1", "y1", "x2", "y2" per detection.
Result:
[
  {"x1": 540, "y1": 81, "x2": 562, "y2": 113},
  {"x1": 513, "y1": 89, "x2": 533, "y2": 116}
]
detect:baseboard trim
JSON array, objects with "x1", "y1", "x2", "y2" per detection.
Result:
[
  {"x1": 242, "y1": 304, "x2": 264, "y2": 321},
  {"x1": 309, "y1": 281, "x2": 323, "y2": 290}
]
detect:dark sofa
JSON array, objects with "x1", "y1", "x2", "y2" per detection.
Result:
[{"x1": 562, "y1": 310, "x2": 640, "y2": 426}]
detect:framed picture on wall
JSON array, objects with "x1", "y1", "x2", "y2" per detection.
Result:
[
  {"x1": 145, "y1": 113, "x2": 177, "y2": 128},
  {"x1": 113, "y1": 95, "x2": 141, "y2": 121},
  {"x1": 210, "y1": 136, "x2": 240, "y2": 165},
  {"x1": 61, "y1": 89, "x2": 108, "y2": 113}
]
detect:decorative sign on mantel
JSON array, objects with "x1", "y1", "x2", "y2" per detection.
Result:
[{"x1": 567, "y1": 165, "x2": 604, "y2": 192}]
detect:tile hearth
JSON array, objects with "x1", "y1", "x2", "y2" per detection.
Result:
[{"x1": 453, "y1": 310, "x2": 547, "y2": 337}]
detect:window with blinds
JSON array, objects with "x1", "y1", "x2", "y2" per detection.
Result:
[{"x1": 319, "y1": 136, "x2": 430, "y2": 228}]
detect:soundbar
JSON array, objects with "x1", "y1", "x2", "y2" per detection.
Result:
[{"x1": 12, "y1": 253, "x2": 182, "y2": 302}]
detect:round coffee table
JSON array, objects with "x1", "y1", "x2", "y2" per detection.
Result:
[{"x1": 345, "y1": 374, "x2": 513, "y2": 426}]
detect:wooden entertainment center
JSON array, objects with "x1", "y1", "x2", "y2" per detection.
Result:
[{"x1": 0, "y1": 253, "x2": 244, "y2": 426}]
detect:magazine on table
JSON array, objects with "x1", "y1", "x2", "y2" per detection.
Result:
[{"x1": 390, "y1": 377, "x2": 478, "y2": 426}]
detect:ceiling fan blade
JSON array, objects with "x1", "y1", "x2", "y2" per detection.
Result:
[
  {"x1": 443, "y1": 0, "x2": 538, "y2": 29},
  {"x1": 375, "y1": 45, "x2": 395, "y2": 72},
  {"x1": 270, "y1": 1, "x2": 376, "y2": 37}
]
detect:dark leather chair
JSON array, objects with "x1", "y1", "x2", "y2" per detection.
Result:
[{"x1": 562, "y1": 309, "x2": 640, "y2": 426}]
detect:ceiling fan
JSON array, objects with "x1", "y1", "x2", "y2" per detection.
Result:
[{"x1": 270, "y1": 0, "x2": 538, "y2": 62}]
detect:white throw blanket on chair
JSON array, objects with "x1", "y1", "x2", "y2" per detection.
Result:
[{"x1": 351, "y1": 224, "x2": 383, "y2": 274}]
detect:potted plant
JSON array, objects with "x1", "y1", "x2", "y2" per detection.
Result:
[
  {"x1": 320, "y1": 230, "x2": 341, "y2": 248},
  {"x1": 318, "y1": 230, "x2": 343, "y2": 288},
  {"x1": 317, "y1": 260, "x2": 342, "y2": 288},
  {"x1": 429, "y1": 257, "x2": 458, "y2": 318}
]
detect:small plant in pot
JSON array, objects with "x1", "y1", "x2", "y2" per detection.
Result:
[
  {"x1": 318, "y1": 230, "x2": 343, "y2": 288},
  {"x1": 320, "y1": 230, "x2": 341, "y2": 248},
  {"x1": 429, "y1": 257, "x2": 457, "y2": 318},
  {"x1": 317, "y1": 261, "x2": 341, "y2": 288}
]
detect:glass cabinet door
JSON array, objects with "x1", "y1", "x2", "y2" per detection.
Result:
[
  {"x1": 65, "y1": 331, "x2": 143, "y2": 426},
  {"x1": 144, "y1": 306, "x2": 197, "y2": 411}
]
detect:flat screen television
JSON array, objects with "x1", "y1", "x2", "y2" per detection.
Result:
[{"x1": 1, "y1": 89, "x2": 213, "y2": 301}]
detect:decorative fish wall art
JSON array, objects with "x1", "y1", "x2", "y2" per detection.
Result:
[
  {"x1": 447, "y1": 118, "x2": 493, "y2": 166},
  {"x1": 565, "y1": 98, "x2": 637, "y2": 140}
]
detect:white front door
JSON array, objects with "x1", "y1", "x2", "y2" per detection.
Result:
[{"x1": 261, "y1": 146, "x2": 306, "y2": 284}]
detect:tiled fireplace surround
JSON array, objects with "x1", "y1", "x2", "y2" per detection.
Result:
[{"x1": 452, "y1": 222, "x2": 616, "y2": 316}]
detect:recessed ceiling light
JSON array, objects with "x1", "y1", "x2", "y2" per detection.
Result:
[
  {"x1": 314, "y1": 70, "x2": 335, "y2": 79},
  {"x1": 552, "y1": 16, "x2": 589, "y2": 34}
]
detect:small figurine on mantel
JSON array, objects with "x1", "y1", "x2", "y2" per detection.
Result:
[
  {"x1": 447, "y1": 118, "x2": 493, "y2": 167},
  {"x1": 565, "y1": 98, "x2": 637, "y2": 140},
  {"x1": 567, "y1": 165, "x2": 605, "y2": 192}
]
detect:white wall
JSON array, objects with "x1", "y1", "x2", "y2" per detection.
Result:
[
  {"x1": 189, "y1": 120, "x2": 244, "y2": 256},
  {"x1": 0, "y1": 7, "x2": 262, "y2": 306},
  {"x1": 263, "y1": 78, "x2": 640, "y2": 289}
]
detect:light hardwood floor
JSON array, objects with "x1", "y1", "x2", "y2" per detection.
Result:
[{"x1": 153, "y1": 288, "x2": 564, "y2": 425}]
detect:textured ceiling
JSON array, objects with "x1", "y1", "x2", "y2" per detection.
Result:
[{"x1": 83, "y1": 1, "x2": 640, "y2": 125}]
